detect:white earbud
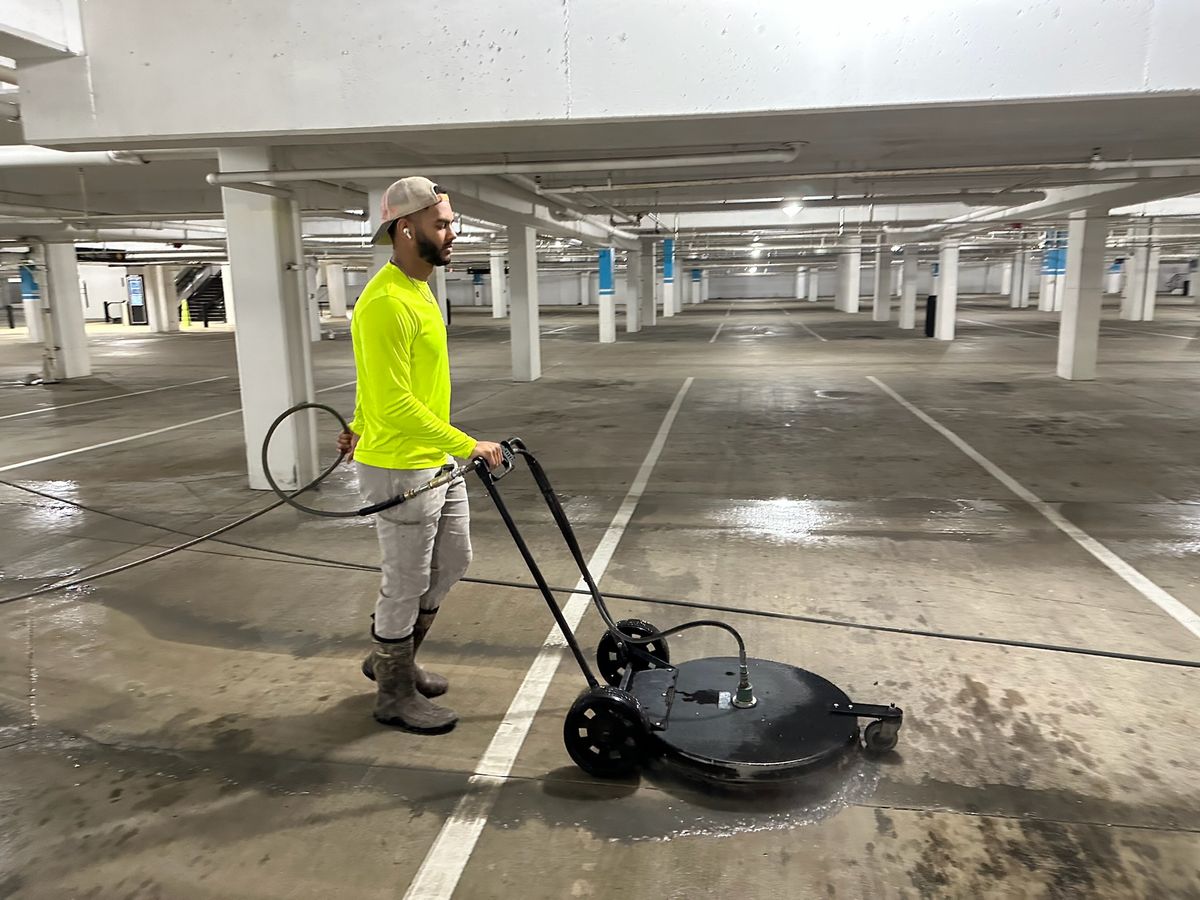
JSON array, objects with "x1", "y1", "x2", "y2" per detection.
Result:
[{"x1": 403, "y1": 228, "x2": 412, "y2": 238}]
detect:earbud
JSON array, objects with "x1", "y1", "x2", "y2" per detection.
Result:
[{"x1": 403, "y1": 229, "x2": 412, "y2": 238}]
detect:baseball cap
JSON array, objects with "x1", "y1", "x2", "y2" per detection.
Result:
[{"x1": 370, "y1": 176, "x2": 449, "y2": 245}]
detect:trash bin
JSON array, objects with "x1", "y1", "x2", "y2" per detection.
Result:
[{"x1": 924, "y1": 295, "x2": 937, "y2": 337}]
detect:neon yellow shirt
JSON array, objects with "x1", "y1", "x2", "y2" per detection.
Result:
[{"x1": 348, "y1": 263, "x2": 475, "y2": 469}]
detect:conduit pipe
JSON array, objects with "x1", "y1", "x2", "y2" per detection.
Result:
[
  {"x1": 0, "y1": 145, "x2": 146, "y2": 167},
  {"x1": 205, "y1": 146, "x2": 801, "y2": 188}
]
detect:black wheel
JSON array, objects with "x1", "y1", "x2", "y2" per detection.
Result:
[
  {"x1": 595, "y1": 619, "x2": 671, "y2": 687},
  {"x1": 864, "y1": 720, "x2": 899, "y2": 753},
  {"x1": 563, "y1": 686, "x2": 647, "y2": 778}
]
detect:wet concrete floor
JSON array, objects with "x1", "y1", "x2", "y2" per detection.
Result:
[{"x1": 1, "y1": 296, "x2": 1198, "y2": 898}]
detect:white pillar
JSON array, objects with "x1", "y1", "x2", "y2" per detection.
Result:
[
  {"x1": 578, "y1": 271, "x2": 590, "y2": 306},
  {"x1": 1018, "y1": 251, "x2": 1033, "y2": 308},
  {"x1": 899, "y1": 248, "x2": 918, "y2": 329},
  {"x1": 21, "y1": 263, "x2": 43, "y2": 342},
  {"x1": 872, "y1": 246, "x2": 892, "y2": 322},
  {"x1": 625, "y1": 250, "x2": 642, "y2": 333},
  {"x1": 1057, "y1": 211, "x2": 1109, "y2": 381},
  {"x1": 1187, "y1": 260, "x2": 1198, "y2": 298},
  {"x1": 324, "y1": 262, "x2": 348, "y2": 319},
  {"x1": 807, "y1": 268, "x2": 819, "y2": 302},
  {"x1": 794, "y1": 267, "x2": 807, "y2": 300},
  {"x1": 219, "y1": 147, "x2": 317, "y2": 491},
  {"x1": 835, "y1": 236, "x2": 862, "y2": 313},
  {"x1": 508, "y1": 225, "x2": 540, "y2": 382},
  {"x1": 1000, "y1": 261, "x2": 1013, "y2": 296},
  {"x1": 303, "y1": 253, "x2": 321, "y2": 342},
  {"x1": 1008, "y1": 252, "x2": 1024, "y2": 309},
  {"x1": 598, "y1": 249, "x2": 616, "y2": 344},
  {"x1": 489, "y1": 249, "x2": 506, "y2": 319},
  {"x1": 662, "y1": 281, "x2": 675, "y2": 318},
  {"x1": 700, "y1": 270, "x2": 710, "y2": 302},
  {"x1": 472, "y1": 275, "x2": 484, "y2": 308},
  {"x1": 40, "y1": 243, "x2": 92, "y2": 380},
  {"x1": 220, "y1": 262, "x2": 237, "y2": 326},
  {"x1": 1141, "y1": 244, "x2": 1160, "y2": 322},
  {"x1": 640, "y1": 238, "x2": 657, "y2": 327},
  {"x1": 1121, "y1": 227, "x2": 1149, "y2": 321},
  {"x1": 935, "y1": 242, "x2": 959, "y2": 341},
  {"x1": 678, "y1": 274, "x2": 689, "y2": 306},
  {"x1": 1105, "y1": 262, "x2": 1122, "y2": 295},
  {"x1": 432, "y1": 266, "x2": 449, "y2": 324},
  {"x1": 367, "y1": 187, "x2": 391, "y2": 274},
  {"x1": 145, "y1": 265, "x2": 180, "y2": 333}
]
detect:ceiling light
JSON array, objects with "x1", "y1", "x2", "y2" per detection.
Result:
[
  {"x1": 748, "y1": 266, "x2": 758, "y2": 274},
  {"x1": 782, "y1": 202, "x2": 803, "y2": 217}
]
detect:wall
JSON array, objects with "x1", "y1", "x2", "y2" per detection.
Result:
[
  {"x1": 0, "y1": 0, "x2": 82, "y2": 52},
  {"x1": 19, "y1": 0, "x2": 1199, "y2": 144},
  {"x1": 78, "y1": 263, "x2": 127, "y2": 321}
]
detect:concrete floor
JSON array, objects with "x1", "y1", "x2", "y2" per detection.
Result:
[{"x1": 1, "y1": 295, "x2": 1198, "y2": 899}]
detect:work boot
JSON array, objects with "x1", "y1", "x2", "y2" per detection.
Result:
[
  {"x1": 362, "y1": 611, "x2": 449, "y2": 697},
  {"x1": 371, "y1": 637, "x2": 458, "y2": 733}
]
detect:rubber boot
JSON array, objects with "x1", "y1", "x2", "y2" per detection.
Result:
[
  {"x1": 362, "y1": 611, "x2": 448, "y2": 697},
  {"x1": 371, "y1": 637, "x2": 458, "y2": 733}
]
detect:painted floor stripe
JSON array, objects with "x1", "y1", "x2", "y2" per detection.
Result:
[
  {"x1": 0, "y1": 379, "x2": 357, "y2": 475},
  {"x1": 0, "y1": 376, "x2": 231, "y2": 422},
  {"x1": 867, "y1": 375, "x2": 1200, "y2": 642},
  {"x1": 796, "y1": 321, "x2": 829, "y2": 342},
  {"x1": 1102, "y1": 325, "x2": 1196, "y2": 342},
  {"x1": 960, "y1": 318, "x2": 1055, "y2": 339},
  {"x1": 403, "y1": 376, "x2": 695, "y2": 900},
  {"x1": 709, "y1": 306, "x2": 733, "y2": 343}
]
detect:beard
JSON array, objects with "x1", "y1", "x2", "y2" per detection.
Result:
[{"x1": 416, "y1": 232, "x2": 451, "y2": 267}]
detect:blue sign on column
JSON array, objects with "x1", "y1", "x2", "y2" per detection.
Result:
[
  {"x1": 19, "y1": 266, "x2": 39, "y2": 301},
  {"x1": 598, "y1": 248, "x2": 615, "y2": 296},
  {"x1": 691, "y1": 268, "x2": 701, "y2": 283},
  {"x1": 472, "y1": 272, "x2": 483, "y2": 285},
  {"x1": 663, "y1": 239, "x2": 674, "y2": 284},
  {"x1": 1042, "y1": 229, "x2": 1067, "y2": 275}
]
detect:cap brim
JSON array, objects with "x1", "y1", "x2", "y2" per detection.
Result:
[{"x1": 370, "y1": 218, "x2": 396, "y2": 246}]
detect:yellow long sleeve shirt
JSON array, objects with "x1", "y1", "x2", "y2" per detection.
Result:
[{"x1": 347, "y1": 263, "x2": 476, "y2": 469}]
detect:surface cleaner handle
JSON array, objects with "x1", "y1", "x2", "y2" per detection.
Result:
[{"x1": 472, "y1": 439, "x2": 519, "y2": 481}]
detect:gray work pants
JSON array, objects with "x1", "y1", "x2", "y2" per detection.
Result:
[{"x1": 357, "y1": 461, "x2": 472, "y2": 639}]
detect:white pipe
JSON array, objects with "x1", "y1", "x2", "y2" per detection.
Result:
[
  {"x1": 206, "y1": 146, "x2": 801, "y2": 187},
  {"x1": 0, "y1": 145, "x2": 146, "y2": 167}
]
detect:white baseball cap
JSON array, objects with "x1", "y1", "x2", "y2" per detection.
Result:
[{"x1": 370, "y1": 176, "x2": 448, "y2": 245}]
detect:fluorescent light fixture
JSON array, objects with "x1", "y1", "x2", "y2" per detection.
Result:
[
  {"x1": 782, "y1": 202, "x2": 803, "y2": 217},
  {"x1": 751, "y1": 248, "x2": 762, "y2": 258},
  {"x1": 748, "y1": 266, "x2": 759, "y2": 274}
]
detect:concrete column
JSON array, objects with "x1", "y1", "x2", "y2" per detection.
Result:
[
  {"x1": 578, "y1": 271, "x2": 590, "y2": 306},
  {"x1": 625, "y1": 250, "x2": 642, "y2": 333},
  {"x1": 640, "y1": 238, "x2": 657, "y2": 327},
  {"x1": 367, "y1": 187, "x2": 391, "y2": 274},
  {"x1": 794, "y1": 266, "x2": 807, "y2": 300},
  {"x1": 1187, "y1": 259, "x2": 1198, "y2": 298},
  {"x1": 899, "y1": 248, "x2": 918, "y2": 330},
  {"x1": 302, "y1": 254, "x2": 321, "y2": 341},
  {"x1": 1105, "y1": 262, "x2": 1122, "y2": 295},
  {"x1": 872, "y1": 245, "x2": 892, "y2": 322},
  {"x1": 678, "y1": 273, "x2": 689, "y2": 306},
  {"x1": 1141, "y1": 243, "x2": 1161, "y2": 322},
  {"x1": 145, "y1": 265, "x2": 180, "y2": 333},
  {"x1": 835, "y1": 236, "x2": 862, "y2": 313},
  {"x1": 1008, "y1": 252, "x2": 1024, "y2": 309},
  {"x1": 1000, "y1": 261, "x2": 1013, "y2": 296},
  {"x1": 508, "y1": 225, "x2": 540, "y2": 382},
  {"x1": 1057, "y1": 211, "x2": 1109, "y2": 381},
  {"x1": 489, "y1": 249, "x2": 506, "y2": 319},
  {"x1": 322, "y1": 263, "x2": 345, "y2": 318},
  {"x1": 1018, "y1": 251, "x2": 1033, "y2": 308},
  {"x1": 220, "y1": 262, "x2": 237, "y2": 326},
  {"x1": 598, "y1": 248, "x2": 616, "y2": 344},
  {"x1": 935, "y1": 242, "x2": 959, "y2": 341},
  {"x1": 1039, "y1": 230, "x2": 1067, "y2": 313},
  {"x1": 219, "y1": 147, "x2": 317, "y2": 491},
  {"x1": 700, "y1": 270, "x2": 710, "y2": 302},
  {"x1": 661, "y1": 238, "x2": 675, "y2": 318},
  {"x1": 40, "y1": 243, "x2": 91, "y2": 380},
  {"x1": 1121, "y1": 227, "x2": 1149, "y2": 320},
  {"x1": 19, "y1": 264, "x2": 43, "y2": 342},
  {"x1": 432, "y1": 266, "x2": 449, "y2": 324},
  {"x1": 807, "y1": 268, "x2": 820, "y2": 302}
]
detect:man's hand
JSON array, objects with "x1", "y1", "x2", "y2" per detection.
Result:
[
  {"x1": 470, "y1": 440, "x2": 504, "y2": 468},
  {"x1": 337, "y1": 430, "x2": 360, "y2": 463}
]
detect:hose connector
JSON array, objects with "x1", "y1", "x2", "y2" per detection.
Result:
[{"x1": 732, "y1": 663, "x2": 757, "y2": 709}]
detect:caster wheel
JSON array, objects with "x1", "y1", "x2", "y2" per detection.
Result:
[
  {"x1": 595, "y1": 618, "x2": 670, "y2": 687},
  {"x1": 563, "y1": 686, "x2": 647, "y2": 778},
  {"x1": 864, "y1": 720, "x2": 899, "y2": 753}
]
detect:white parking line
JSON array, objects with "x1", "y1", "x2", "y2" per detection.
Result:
[
  {"x1": 0, "y1": 379, "x2": 357, "y2": 474},
  {"x1": 796, "y1": 321, "x2": 829, "y2": 342},
  {"x1": 0, "y1": 376, "x2": 231, "y2": 422},
  {"x1": 709, "y1": 305, "x2": 733, "y2": 343},
  {"x1": 1101, "y1": 325, "x2": 1197, "y2": 342},
  {"x1": 960, "y1": 318, "x2": 1055, "y2": 339},
  {"x1": 868, "y1": 375, "x2": 1200, "y2": 642},
  {"x1": 403, "y1": 377, "x2": 695, "y2": 900}
]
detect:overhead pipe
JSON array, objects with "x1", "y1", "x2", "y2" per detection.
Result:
[
  {"x1": 205, "y1": 145, "x2": 801, "y2": 188},
  {"x1": 0, "y1": 145, "x2": 147, "y2": 167}
]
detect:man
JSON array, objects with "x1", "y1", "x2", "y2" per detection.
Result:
[{"x1": 337, "y1": 176, "x2": 503, "y2": 734}]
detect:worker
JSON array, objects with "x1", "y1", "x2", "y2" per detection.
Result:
[{"x1": 337, "y1": 176, "x2": 504, "y2": 734}]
